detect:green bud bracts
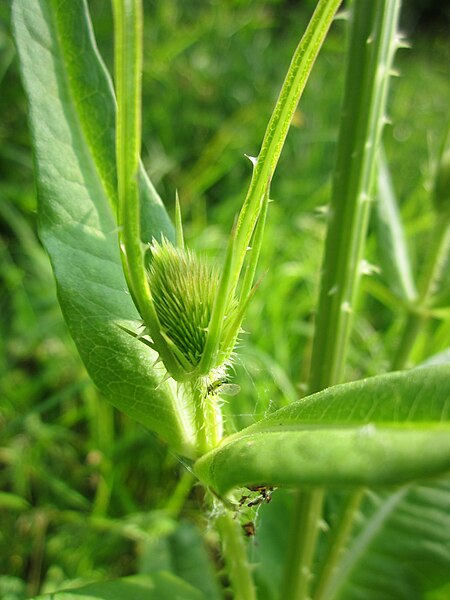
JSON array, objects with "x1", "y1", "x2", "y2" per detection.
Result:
[{"x1": 147, "y1": 238, "x2": 238, "y2": 379}]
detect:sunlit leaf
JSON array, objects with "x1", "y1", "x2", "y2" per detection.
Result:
[
  {"x1": 30, "y1": 574, "x2": 204, "y2": 600},
  {"x1": 11, "y1": 0, "x2": 197, "y2": 456},
  {"x1": 195, "y1": 366, "x2": 450, "y2": 493}
]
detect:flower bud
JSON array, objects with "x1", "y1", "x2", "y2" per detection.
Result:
[{"x1": 147, "y1": 238, "x2": 237, "y2": 379}]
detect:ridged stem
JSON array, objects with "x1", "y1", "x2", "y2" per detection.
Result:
[
  {"x1": 309, "y1": 0, "x2": 401, "y2": 392},
  {"x1": 215, "y1": 508, "x2": 257, "y2": 600},
  {"x1": 283, "y1": 2, "x2": 401, "y2": 599}
]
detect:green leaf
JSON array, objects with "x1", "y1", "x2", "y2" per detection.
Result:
[
  {"x1": 334, "y1": 477, "x2": 450, "y2": 599},
  {"x1": 420, "y1": 348, "x2": 450, "y2": 367},
  {"x1": 195, "y1": 366, "x2": 450, "y2": 494},
  {"x1": 250, "y1": 480, "x2": 450, "y2": 600},
  {"x1": 30, "y1": 574, "x2": 205, "y2": 600},
  {"x1": 11, "y1": 0, "x2": 196, "y2": 456},
  {"x1": 251, "y1": 489, "x2": 294, "y2": 600},
  {"x1": 376, "y1": 151, "x2": 418, "y2": 303},
  {"x1": 0, "y1": 491, "x2": 30, "y2": 511},
  {"x1": 140, "y1": 522, "x2": 223, "y2": 600}
]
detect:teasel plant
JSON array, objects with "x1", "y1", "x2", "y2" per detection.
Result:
[
  {"x1": 112, "y1": 0, "x2": 341, "y2": 458},
  {"x1": 112, "y1": 4, "x2": 341, "y2": 596},
  {"x1": 13, "y1": 0, "x2": 450, "y2": 597}
]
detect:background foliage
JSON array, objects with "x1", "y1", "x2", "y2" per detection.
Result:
[{"x1": 1, "y1": 1, "x2": 449, "y2": 597}]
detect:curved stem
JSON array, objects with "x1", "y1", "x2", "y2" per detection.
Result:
[
  {"x1": 391, "y1": 311, "x2": 425, "y2": 371},
  {"x1": 418, "y1": 219, "x2": 450, "y2": 306},
  {"x1": 233, "y1": 0, "x2": 342, "y2": 291}
]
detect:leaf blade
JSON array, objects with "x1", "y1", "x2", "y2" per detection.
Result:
[
  {"x1": 30, "y1": 574, "x2": 205, "y2": 600},
  {"x1": 335, "y1": 478, "x2": 450, "y2": 599},
  {"x1": 195, "y1": 366, "x2": 450, "y2": 493},
  {"x1": 12, "y1": 0, "x2": 195, "y2": 456}
]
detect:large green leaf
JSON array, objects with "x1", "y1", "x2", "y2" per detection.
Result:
[
  {"x1": 31, "y1": 574, "x2": 204, "y2": 600},
  {"x1": 195, "y1": 366, "x2": 450, "y2": 493},
  {"x1": 334, "y1": 477, "x2": 450, "y2": 599},
  {"x1": 11, "y1": 0, "x2": 197, "y2": 456},
  {"x1": 251, "y1": 479, "x2": 450, "y2": 600},
  {"x1": 140, "y1": 521, "x2": 223, "y2": 600}
]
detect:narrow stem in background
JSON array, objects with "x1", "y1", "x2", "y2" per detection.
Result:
[
  {"x1": 283, "y1": 2, "x2": 401, "y2": 599},
  {"x1": 164, "y1": 470, "x2": 196, "y2": 517},
  {"x1": 282, "y1": 489, "x2": 325, "y2": 600},
  {"x1": 312, "y1": 488, "x2": 366, "y2": 600},
  {"x1": 392, "y1": 217, "x2": 450, "y2": 370}
]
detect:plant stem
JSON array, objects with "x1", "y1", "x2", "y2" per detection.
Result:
[
  {"x1": 215, "y1": 507, "x2": 257, "y2": 600},
  {"x1": 164, "y1": 470, "x2": 195, "y2": 516},
  {"x1": 112, "y1": 0, "x2": 187, "y2": 383},
  {"x1": 192, "y1": 383, "x2": 223, "y2": 454},
  {"x1": 282, "y1": 489, "x2": 325, "y2": 600},
  {"x1": 392, "y1": 217, "x2": 450, "y2": 370},
  {"x1": 282, "y1": 2, "x2": 401, "y2": 599},
  {"x1": 390, "y1": 311, "x2": 425, "y2": 371},
  {"x1": 232, "y1": 0, "x2": 343, "y2": 294},
  {"x1": 200, "y1": 0, "x2": 342, "y2": 377},
  {"x1": 312, "y1": 488, "x2": 365, "y2": 600},
  {"x1": 308, "y1": 0, "x2": 401, "y2": 392},
  {"x1": 112, "y1": 0, "x2": 143, "y2": 287}
]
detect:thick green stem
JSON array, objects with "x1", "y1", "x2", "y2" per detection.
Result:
[
  {"x1": 192, "y1": 383, "x2": 223, "y2": 454},
  {"x1": 283, "y1": 3, "x2": 401, "y2": 599},
  {"x1": 215, "y1": 508, "x2": 257, "y2": 600},
  {"x1": 309, "y1": 0, "x2": 401, "y2": 392}
]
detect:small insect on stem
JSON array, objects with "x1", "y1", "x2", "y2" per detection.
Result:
[
  {"x1": 246, "y1": 485, "x2": 274, "y2": 507},
  {"x1": 206, "y1": 378, "x2": 241, "y2": 396},
  {"x1": 242, "y1": 521, "x2": 256, "y2": 537},
  {"x1": 239, "y1": 485, "x2": 274, "y2": 508}
]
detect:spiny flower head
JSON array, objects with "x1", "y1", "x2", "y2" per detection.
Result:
[{"x1": 147, "y1": 238, "x2": 238, "y2": 378}]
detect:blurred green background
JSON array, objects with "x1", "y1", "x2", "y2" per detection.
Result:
[{"x1": 0, "y1": 1, "x2": 449, "y2": 597}]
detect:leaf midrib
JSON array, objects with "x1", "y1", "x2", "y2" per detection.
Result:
[{"x1": 48, "y1": 0, "x2": 117, "y2": 217}]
